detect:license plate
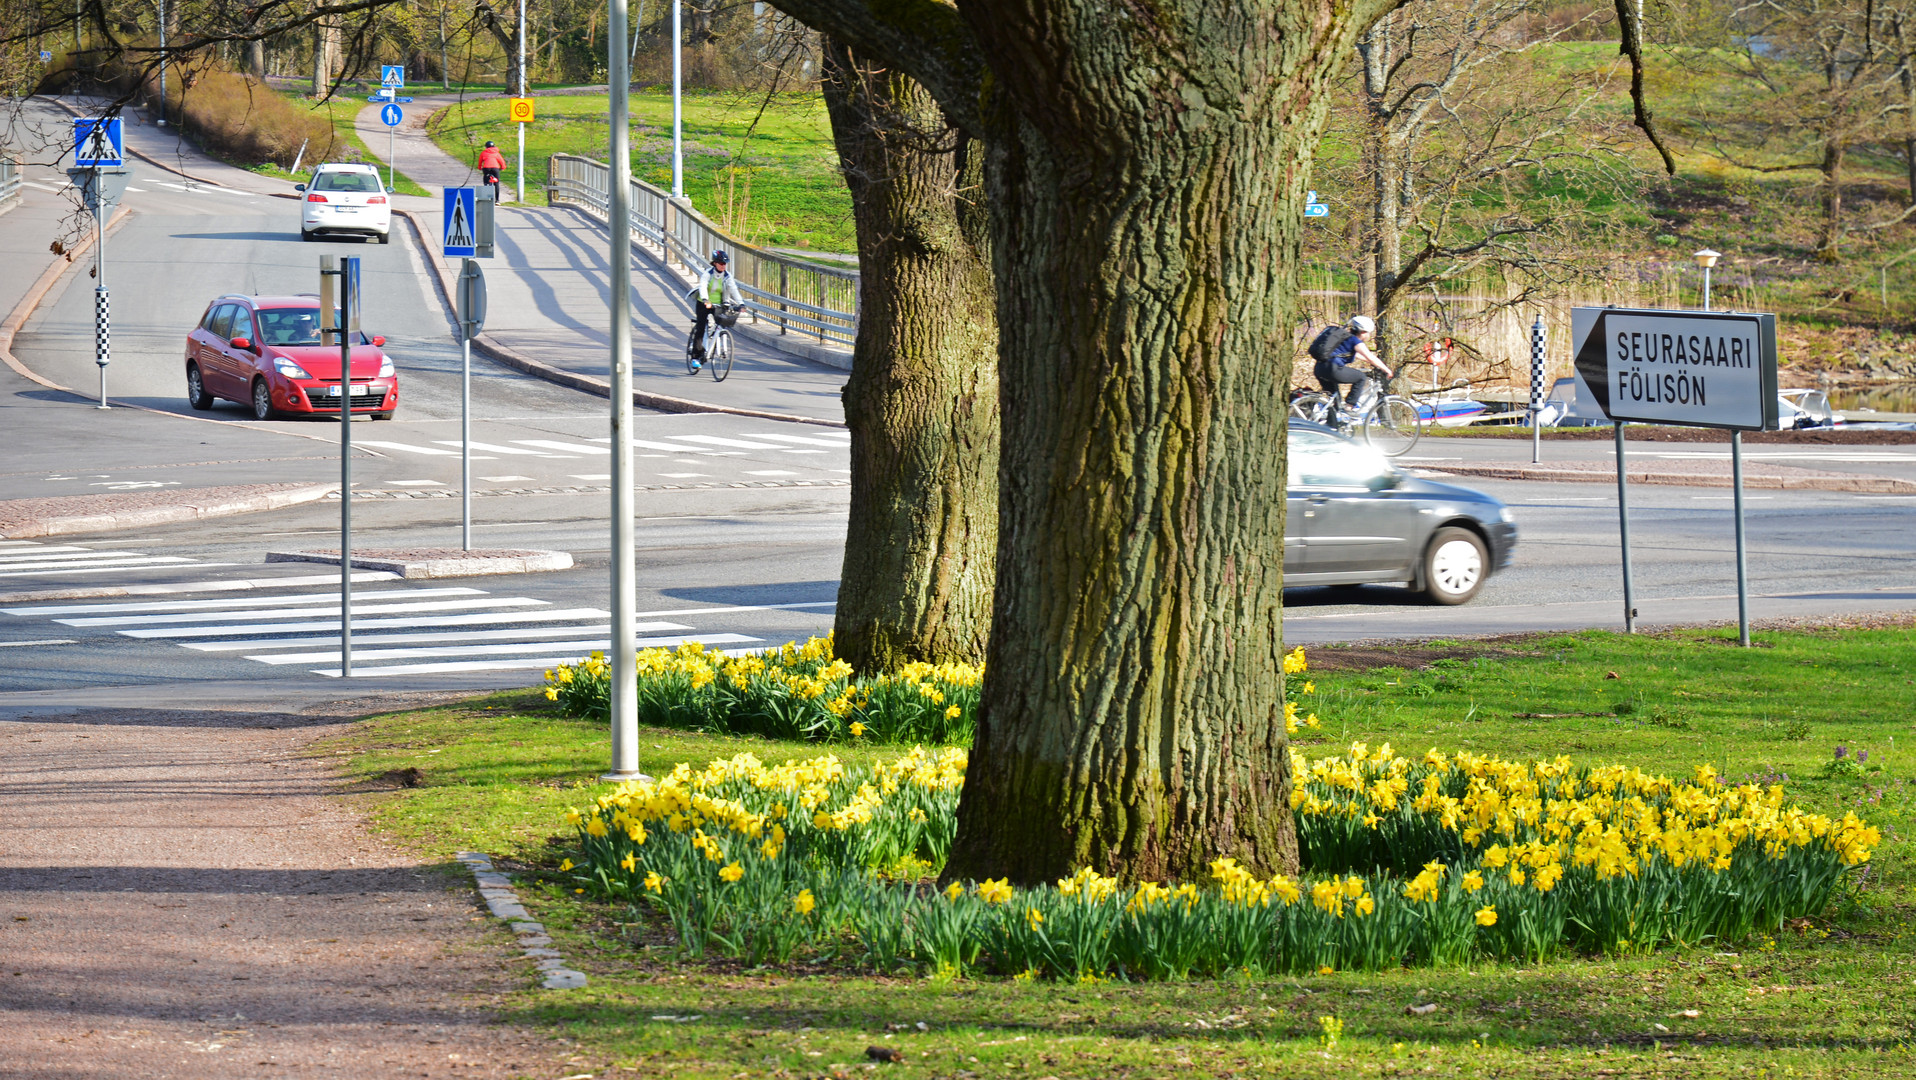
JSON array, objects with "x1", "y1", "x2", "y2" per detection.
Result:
[{"x1": 326, "y1": 385, "x2": 367, "y2": 397}]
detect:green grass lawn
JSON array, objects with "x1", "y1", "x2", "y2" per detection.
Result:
[
  {"x1": 425, "y1": 90, "x2": 853, "y2": 251},
  {"x1": 322, "y1": 626, "x2": 1916, "y2": 1077}
]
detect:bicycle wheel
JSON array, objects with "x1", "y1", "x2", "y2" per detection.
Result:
[
  {"x1": 1289, "y1": 393, "x2": 1333, "y2": 426},
  {"x1": 710, "y1": 330, "x2": 734, "y2": 382},
  {"x1": 1362, "y1": 396, "x2": 1424, "y2": 456},
  {"x1": 685, "y1": 329, "x2": 701, "y2": 374}
]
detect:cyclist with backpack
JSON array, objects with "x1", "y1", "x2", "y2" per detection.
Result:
[
  {"x1": 1308, "y1": 314, "x2": 1393, "y2": 428},
  {"x1": 477, "y1": 141, "x2": 506, "y2": 202}
]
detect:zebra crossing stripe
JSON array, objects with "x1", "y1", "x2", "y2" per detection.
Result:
[
  {"x1": 117, "y1": 606, "x2": 614, "y2": 638},
  {"x1": 311, "y1": 634, "x2": 761, "y2": 678},
  {"x1": 60, "y1": 596, "x2": 547, "y2": 628},
  {"x1": 180, "y1": 623, "x2": 654, "y2": 652},
  {"x1": 5, "y1": 586, "x2": 481, "y2": 617},
  {"x1": 0, "y1": 559, "x2": 217, "y2": 579}
]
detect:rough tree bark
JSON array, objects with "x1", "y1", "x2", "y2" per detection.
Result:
[
  {"x1": 820, "y1": 40, "x2": 999, "y2": 671},
  {"x1": 773, "y1": 0, "x2": 1394, "y2": 885}
]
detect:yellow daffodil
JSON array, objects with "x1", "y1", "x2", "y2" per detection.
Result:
[
  {"x1": 719, "y1": 862, "x2": 744, "y2": 883},
  {"x1": 1475, "y1": 905, "x2": 1498, "y2": 927}
]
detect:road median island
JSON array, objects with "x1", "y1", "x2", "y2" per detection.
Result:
[
  {"x1": 324, "y1": 624, "x2": 1912, "y2": 1077},
  {"x1": 267, "y1": 547, "x2": 572, "y2": 578},
  {"x1": 0, "y1": 482, "x2": 340, "y2": 539},
  {"x1": 1418, "y1": 457, "x2": 1916, "y2": 493}
]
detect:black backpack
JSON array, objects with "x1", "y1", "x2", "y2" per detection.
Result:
[{"x1": 1308, "y1": 325, "x2": 1352, "y2": 364}]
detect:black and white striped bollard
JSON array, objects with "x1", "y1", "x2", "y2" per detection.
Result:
[
  {"x1": 1529, "y1": 313, "x2": 1546, "y2": 464},
  {"x1": 95, "y1": 286, "x2": 110, "y2": 409}
]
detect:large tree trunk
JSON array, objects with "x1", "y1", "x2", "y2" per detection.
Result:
[
  {"x1": 822, "y1": 40, "x2": 999, "y2": 671},
  {"x1": 940, "y1": 0, "x2": 1383, "y2": 887}
]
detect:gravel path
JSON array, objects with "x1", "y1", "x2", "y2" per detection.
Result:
[{"x1": 0, "y1": 693, "x2": 568, "y2": 1079}]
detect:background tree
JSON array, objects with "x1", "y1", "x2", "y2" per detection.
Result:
[
  {"x1": 1341, "y1": 0, "x2": 1622, "y2": 364},
  {"x1": 1699, "y1": 0, "x2": 1910, "y2": 261},
  {"x1": 821, "y1": 39, "x2": 998, "y2": 671}
]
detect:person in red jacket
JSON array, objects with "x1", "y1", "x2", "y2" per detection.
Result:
[{"x1": 477, "y1": 141, "x2": 506, "y2": 202}]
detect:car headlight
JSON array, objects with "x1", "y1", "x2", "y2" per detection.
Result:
[
  {"x1": 378, "y1": 356, "x2": 395, "y2": 378},
  {"x1": 274, "y1": 358, "x2": 313, "y2": 380},
  {"x1": 1498, "y1": 505, "x2": 1517, "y2": 524}
]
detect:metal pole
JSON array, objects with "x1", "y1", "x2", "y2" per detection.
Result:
[
  {"x1": 1529, "y1": 314, "x2": 1545, "y2": 464},
  {"x1": 606, "y1": 0, "x2": 641, "y2": 780},
  {"x1": 670, "y1": 0, "x2": 683, "y2": 200},
  {"x1": 339, "y1": 258, "x2": 354, "y2": 677},
  {"x1": 1703, "y1": 265, "x2": 1713, "y2": 312},
  {"x1": 1731, "y1": 429, "x2": 1750, "y2": 647},
  {"x1": 1615, "y1": 421, "x2": 1635, "y2": 634},
  {"x1": 461, "y1": 307, "x2": 473, "y2": 551},
  {"x1": 157, "y1": 0, "x2": 167, "y2": 126},
  {"x1": 516, "y1": 0, "x2": 526, "y2": 204},
  {"x1": 388, "y1": 122, "x2": 395, "y2": 192},
  {"x1": 94, "y1": 178, "x2": 108, "y2": 409}
]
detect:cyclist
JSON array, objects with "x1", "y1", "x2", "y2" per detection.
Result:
[
  {"x1": 477, "y1": 140, "x2": 506, "y2": 202},
  {"x1": 687, "y1": 249, "x2": 742, "y2": 370},
  {"x1": 1315, "y1": 314, "x2": 1393, "y2": 428}
]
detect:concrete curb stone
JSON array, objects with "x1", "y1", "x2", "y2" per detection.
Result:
[
  {"x1": 1420, "y1": 461, "x2": 1916, "y2": 494},
  {"x1": 0, "y1": 482, "x2": 341, "y2": 539},
  {"x1": 455, "y1": 851, "x2": 588, "y2": 991}
]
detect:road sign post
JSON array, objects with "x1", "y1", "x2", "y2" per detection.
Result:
[
  {"x1": 456, "y1": 259, "x2": 487, "y2": 550},
  {"x1": 320, "y1": 255, "x2": 362, "y2": 675},
  {"x1": 379, "y1": 102, "x2": 403, "y2": 190},
  {"x1": 69, "y1": 121, "x2": 128, "y2": 410},
  {"x1": 1529, "y1": 314, "x2": 1546, "y2": 464},
  {"x1": 1572, "y1": 305, "x2": 1780, "y2": 645},
  {"x1": 509, "y1": 98, "x2": 534, "y2": 205}
]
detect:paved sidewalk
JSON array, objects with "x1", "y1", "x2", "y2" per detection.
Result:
[
  {"x1": 0, "y1": 694, "x2": 558, "y2": 1079},
  {"x1": 358, "y1": 95, "x2": 850, "y2": 424}
]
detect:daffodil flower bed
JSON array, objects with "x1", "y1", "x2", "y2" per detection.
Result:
[
  {"x1": 560, "y1": 741, "x2": 1879, "y2": 979},
  {"x1": 542, "y1": 634, "x2": 981, "y2": 744}
]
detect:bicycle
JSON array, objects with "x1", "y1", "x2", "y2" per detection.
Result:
[
  {"x1": 684, "y1": 300, "x2": 740, "y2": 382},
  {"x1": 1289, "y1": 371, "x2": 1424, "y2": 456}
]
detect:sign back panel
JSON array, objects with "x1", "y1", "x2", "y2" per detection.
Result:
[{"x1": 1571, "y1": 306, "x2": 1779, "y2": 431}]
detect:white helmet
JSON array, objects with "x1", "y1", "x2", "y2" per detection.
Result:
[{"x1": 1349, "y1": 315, "x2": 1376, "y2": 333}]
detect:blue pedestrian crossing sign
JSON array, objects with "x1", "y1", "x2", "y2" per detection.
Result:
[
  {"x1": 74, "y1": 118, "x2": 123, "y2": 167},
  {"x1": 381, "y1": 65, "x2": 405, "y2": 90},
  {"x1": 380, "y1": 103, "x2": 404, "y2": 127},
  {"x1": 443, "y1": 187, "x2": 477, "y2": 257}
]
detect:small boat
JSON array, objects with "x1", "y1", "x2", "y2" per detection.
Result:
[
  {"x1": 1412, "y1": 381, "x2": 1494, "y2": 426},
  {"x1": 1778, "y1": 389, "x2": 1839, "y2": 429}
]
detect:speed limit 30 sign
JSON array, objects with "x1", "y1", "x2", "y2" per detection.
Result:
[{"x1": 508, "y1": 98, "x2": 534, "y2": 123}]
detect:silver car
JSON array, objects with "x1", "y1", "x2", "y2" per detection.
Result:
[{"x1": 1286, "y1": 421, "x2": 1517, "y2": 604}]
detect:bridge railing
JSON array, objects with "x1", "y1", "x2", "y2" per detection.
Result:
[
  {"x1": 0, "y1": 159, "x2": 21, "y2": 209},
  {"x1": 547, "y1": 153, "x2": 858, "y2": 349}
]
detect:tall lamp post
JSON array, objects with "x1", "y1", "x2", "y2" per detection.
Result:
[
  {"x1": 670, "y1": 0, "x2": 683, "y2": 200},
  {"x1": 1694, "y1": 248, "x2": 1721, "y2": 311},
  {"x1": 516, "y1": 0, "x2": 526, "y2": 203}
]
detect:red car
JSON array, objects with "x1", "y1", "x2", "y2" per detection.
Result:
[{"x1": 184, "y1": 293, "x2": 399, "y2": 420}]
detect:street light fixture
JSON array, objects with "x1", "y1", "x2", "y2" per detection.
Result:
[{"x1": 1694, "y1": 248, "x2": 1721, "y2": 311}]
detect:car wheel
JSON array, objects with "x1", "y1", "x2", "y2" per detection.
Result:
[
  {"x1": 1422, "y1": 526, "x2": 1488, "y2": 606},
  {"x1": 186, "y1": 364, "x2": 214, "y2": 410},
  {"x1": 250, "y1": 379, "x2": 277, "y2": 421},
  {"x1": 376, "y1": 230, "x2": 390, "y2": 245},
  {"x1": 300, "y1": 230, "x2": 314, "y2": 242}
]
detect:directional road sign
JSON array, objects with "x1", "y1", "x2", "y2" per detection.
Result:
[
  {"x1": 443, "y1": 187, "x2": 477, "y2": 258},
  {"x1": 380, "y1": 103, "x2": 403, "y2": 127},
  {"x1": 1304, "y1": 204, "x2": 1330, "y2": 218},
  {"x1": 74, "y1": 118, "x2": 123, "y2": 168},
  {"x1": 365, "y1": 95, "x2": 414, "y2": 103},
  {"x1": 508, "y1": 98, "x2": 535, "y2": 123},
  {"x1": 1571, "y1": 306, "x2": 1780, "y2": 431},
  {"x1": 381, "y1": 65, "x2": 405, "y2": 89}
]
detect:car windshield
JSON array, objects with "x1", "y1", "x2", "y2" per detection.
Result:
[
  {"x1": 312, "y1": 171, "x2": 382, "y2": 193},
  {"x1": 255, "y1": 308, "x2": 371, "y2": 346}
]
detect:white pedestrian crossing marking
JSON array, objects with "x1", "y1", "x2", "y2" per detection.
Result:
[
  {"x1": 357, "y1": 440, "x2": 474, "y2": 457},
  {"x1": 0, "y1": 543, "x2": 828, "y2": 681},
  {"x1": 512, "y1": 439, "x2": 611, "y2": 455},
  {"x1": 667, "y1": 435, "x2": 793, "y2": 450},
  {"x1": 435, "y1": 440, "x2": 567, "y2": 456},
  {"x1": 738, "y1": 432, "x2": 852, "y2": 448}
]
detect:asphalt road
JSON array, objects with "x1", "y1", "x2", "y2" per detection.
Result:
[{"x1": 1, "y1": 102, "x2": 1912, "y2": 708}]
